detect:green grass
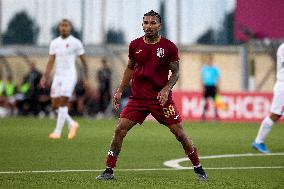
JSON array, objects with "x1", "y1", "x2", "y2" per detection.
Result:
[{"x1": 0, "y1": 117, "x2": 283, "y2": 188}]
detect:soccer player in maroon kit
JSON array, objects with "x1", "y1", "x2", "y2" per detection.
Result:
[{"x1": 96, "y1": 10, "x2": 208, "y2": 181}]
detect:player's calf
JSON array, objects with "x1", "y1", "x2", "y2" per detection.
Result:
[
  {"x1": 168, "y1": 124, "x2": 208, "y2": 181},
  {"x1": 188, "y1": 147, "x2": 208, "y2": 181},
  {"x1": 97, "y1": 121, "x2": 133, "y2": 181},
  {"x1": 96, "y1": 150, "x2": 117, "y2": 180},
  {"x1": 97, "y1": 119, "x2": 136, "y2": 180}
]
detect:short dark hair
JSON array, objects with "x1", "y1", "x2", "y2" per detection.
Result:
[
  {"x1": 144, "y1": 10, "x2": 161, "y2": 23},
  {"x1": 60, "y1": 19, "x2": 72, "y2": 27}
]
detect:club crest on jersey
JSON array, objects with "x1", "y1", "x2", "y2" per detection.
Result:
[{"x1": 156, "y1": 48, "x2": 165, "y2": 57}]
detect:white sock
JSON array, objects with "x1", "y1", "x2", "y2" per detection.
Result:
[
  {"x1": 255, "y1": 116, "x2": 274, "y2": 144},
  {"x1": 54, "y1": 106, "x2": 68, "y2": 135},
  {"x1": 66, "y1": 113, "x2": 74, "y2": 130}
]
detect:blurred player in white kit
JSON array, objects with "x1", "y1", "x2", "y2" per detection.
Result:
[
  {"x1": 40, "y1": 19, "x2": 88, "y2": 139},
  {"x1": 252, "y1": 43, "x2": 284, "y2": 153}
]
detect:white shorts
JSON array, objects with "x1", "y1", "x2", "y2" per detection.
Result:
[
  {"x1": 51, "y1": 76, "x2": 76, "y2": 98},
  {"x1": 270, "y1": 90, "x2": 284, "y2": 115}
]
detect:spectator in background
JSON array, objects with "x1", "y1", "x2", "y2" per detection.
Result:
[
  {"x1": 0, "y1": 78, "x2": 8, "y2": 117},
  {"x1": 0, "y1": 78, "x2": 5, "y2": 104},
  {"x1": 200, "y1": 54, "x2": 220, "y2": 120},
  {"x1": 71, "y1": 78, "x2": 87, "y2": 116},
  {"x1": 0, "y1": 75, "x2": 17, "y2": 117},
  {"x1": 118, "y1": 84, "x2": 131, "y2": 114},
  {"x1": 37, "y1": 76, "x2": 52, "y2": 118},
  {"x1": 19, "y1": 62, "x2": 42, "y2": 115},
  {"x1": 3, "y1": 75, "x2": 17, "y2": 115},
  {"x1": 85, "y1": 88, "x2": 100, "y2": 116},
  {"x1": 97, "y1": 59, "x2": 111, "y2": 115},
  {"x1": 25, "y1": 62, "x2": 42, "y2": 115}
]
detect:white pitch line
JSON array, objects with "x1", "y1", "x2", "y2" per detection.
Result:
[
  {"x1": 1, "y1": 153, "x2": 284, "y2": 175},
  {"x1": 0, "y1": 169, "x2": 105, "y2": 174},
  {"x1": 1, "y1": 166, "x2": 284, "y2": 174},
  {"x1": 199, "y1": 152, "x2": 284, "y2": 159},
  {"x1": 163, "y1": 152, "x2": 284, "y2": 169}
]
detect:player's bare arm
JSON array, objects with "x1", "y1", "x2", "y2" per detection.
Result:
[
  {"x1": 113, "y1": 59, "x2": 134, "y2": 109},
  {"x1": 40, "y1": 54, "x2": 55, "y2": 88},
  {"x1": 157, "y1": 61, "x2": 179, "y2": 106}
]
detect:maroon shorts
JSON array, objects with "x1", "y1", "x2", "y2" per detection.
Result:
[{"x1": 120, "y1": 98, "x2": 182, "y2": 126}]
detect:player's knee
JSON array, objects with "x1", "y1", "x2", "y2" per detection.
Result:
[
  {"x1": 52, "y1": 101, "x2": 59, "y2": 109},
  {"x1": 269, "y1": 113, "x2": 281, "y2": 122},
  {"x1": 59, "y1": 97, "x2": 69, "y2": 106},
  {"x1": 169, "y1": 125, "x2": 184, "y2": 142}
]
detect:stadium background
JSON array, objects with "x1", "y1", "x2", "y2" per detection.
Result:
[
  {"x1": 0, "y1": 0, "x2": 283, "y2": 120},
  {"x1": 0, "y1": 0, "x2": 284, "y2": 188}
]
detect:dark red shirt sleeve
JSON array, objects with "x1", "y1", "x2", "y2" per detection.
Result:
[
  {"x1": 128, "y1": 41, "x2": 135, "y2": 61},
  {"x1": 168, "y1": 43, "x2": 179, "y2": 63}
]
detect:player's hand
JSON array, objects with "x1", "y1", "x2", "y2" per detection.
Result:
[
  {"x1": 40, "y1": 76, "x2": 47, "y2": 88},
  {"x1": 157, "y1": 86, "x2": 170, "y2": 106},
  {"x1": 113, "y1": 91, "x2": 122, "y2": 110}
]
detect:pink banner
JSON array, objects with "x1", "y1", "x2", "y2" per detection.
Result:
[
  {"x1": 173, "y1": 91, "x2": 273, "y2": 122},
  {"x1": 235, "y1": 0, "x2": 284, "y2": 41}
]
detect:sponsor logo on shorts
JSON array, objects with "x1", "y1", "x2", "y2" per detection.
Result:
[{"x1": 174, "y1": 115, "x2": 180, "y2": 120}]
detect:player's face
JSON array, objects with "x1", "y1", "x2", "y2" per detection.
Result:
[
  {"x1": 208, "y1": 56, "x2": 214, "y2": 66},
  {"x1": 59, "y1": 21, "x2": 71, "y2": 38},
  {"x1": 142, "y1": 16, "x2": 161, "y2": 38}
]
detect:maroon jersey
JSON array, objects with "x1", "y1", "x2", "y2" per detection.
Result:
[{"x1": 128, "y1": 36, "x2": 179, "y2": 100}]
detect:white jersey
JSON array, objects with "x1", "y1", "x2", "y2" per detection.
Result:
[
  {"x1": 274, "y1": 43, "x2": 284, "y2": 92},
  {"x1": 49, "y1": 35, "x2": 85, "y2": 78}
]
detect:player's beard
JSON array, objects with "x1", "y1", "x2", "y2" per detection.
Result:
[
  {"x1": 144, "y1": 32, "x2": 160, "y2": 42},
  {"x1": 61, "y1": 32, "x2": 70, "y2": 39}
]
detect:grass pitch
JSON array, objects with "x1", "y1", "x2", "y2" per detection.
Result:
[{"x1": 0, "y1": 117, "x2": 283, "y2": 188}]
